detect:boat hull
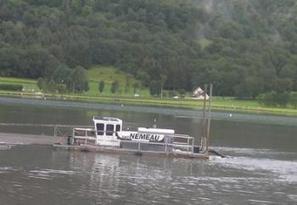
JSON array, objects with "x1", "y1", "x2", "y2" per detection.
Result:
[{"x1": 53, "y1": 143, "x2": 209, "y2": 160}]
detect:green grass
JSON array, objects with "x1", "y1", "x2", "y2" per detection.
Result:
[
  {"x1": 88, "y1": 66, "x2": 133, "y2": 84},
  {"x1": 0, "y1": 77, "x2": 40, "y2": 92},
  {"x1": 86, "y1": 66, "x2": 150, "y2": 97}
]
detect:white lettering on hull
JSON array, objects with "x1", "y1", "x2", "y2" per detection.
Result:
[{"x1": 117, "y1": 131, "x2": 164, "y2": 142}]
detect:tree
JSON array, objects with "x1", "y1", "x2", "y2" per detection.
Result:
[
  {"x1": 98, "y1": 80, "x2": 105, "y2": 93},
  {"x1": 160, "y1": 74, "x2": 167, "y2": 99},
  {"x1": 124, "y1": 75, "x2": 131, "y2": 93},
  {"x1": 51, "y1": 64, "x2": 72, "y2": 88},
  {"x1": 2, "y1": 0, "x2": 297, "y2": 98},
  {"x1": 37, "y1": 77, "x2": 46, "y2": 91},
  {"x1": 149, "y1": 80, "x2": 161, "y2": 96},
  {"x1": 132, "y1": 82, "x2": 140, "y2": 94},
  {"x1": 70, "y1": 66, "x2": 89, "y2": 92},
  {"x1": 111, "y1": 80, "x2": 119, "y2": 94}
]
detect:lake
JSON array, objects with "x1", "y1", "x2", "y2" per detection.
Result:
[{"x1": 0, "y1": 97, "x2": 297, "y2": 204}]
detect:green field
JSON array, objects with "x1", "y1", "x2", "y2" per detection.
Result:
[
  {"x1": 86, "y1": 66, "x2": 150, "y2": 97},
  {"x1": 0, "y1": 77, "x2": 40, "y2": 92}
]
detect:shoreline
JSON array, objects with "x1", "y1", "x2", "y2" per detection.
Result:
[{"x1": 0, "y1": 92, "x2": 297, "y2": 117}]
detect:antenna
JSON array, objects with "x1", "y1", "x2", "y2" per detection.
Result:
[{"x1": 153, "y1": 118, "x2": 157, "y2": 128}]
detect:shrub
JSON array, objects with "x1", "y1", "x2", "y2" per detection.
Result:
[
  {"x1": 289, "y1": 92, "x2": 297, "y2": 108},
  {"x1": 168, "y1": 90, "x2": 178, "y2": 98},
  {"x1": 257, "y1": 91, "x2": 290, "y2": 107},
  {"x1": 0, "y1": 84, "x2": 23, "y2": 91},
  {"x1": 275, "y1": 92, "x2": 290, "y2": 107},
  {"x1": 177, "y1": 89, "x2": 186, "y2": 98}
]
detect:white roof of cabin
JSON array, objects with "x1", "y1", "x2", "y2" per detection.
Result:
[
  {"x1": 137, "y1": 127, "x2": 175, "y2": 134},
  {"x1": 93, "y1": 116, "x2": 122, "y2": 124}
]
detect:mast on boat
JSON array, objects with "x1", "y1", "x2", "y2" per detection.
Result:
[
  {"x1": 200, "y1": 83, "x2": 212, "y2": 154},
  {"x1": 206, "y1": 84, "x2": 212, "y2": 152}
]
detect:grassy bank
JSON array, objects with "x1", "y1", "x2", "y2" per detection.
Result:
[
  {"x1": 1, "y1": 74, "x2": 297, "y2": 116},
  {"x1": 1, "y1": 90, "x2": 297, "y2": 116}
]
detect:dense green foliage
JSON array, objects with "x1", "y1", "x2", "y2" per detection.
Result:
[
  {"x1": 37, "y1": 65, "x2": 89, "y2": 93},
  {"x1": 1, "y1": 0, "x2": 297, "y2": 98},
  {"x1": 0, "y1": 83, "x2": 23, "y2": 91},
  {"x1": 258, "y1": 91, "x2": 297, "y2": 107},
  {"x1": 257, "y1": 91, "x2": 290, "y2": 107}
]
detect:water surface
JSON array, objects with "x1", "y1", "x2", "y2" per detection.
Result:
[{"x1": 0, "y1": 97, "x2": 296, "y2": 204}]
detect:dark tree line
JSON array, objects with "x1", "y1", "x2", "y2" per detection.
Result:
[{"x1": 1, "y1": 0, "x2": 297, "y2": 97}]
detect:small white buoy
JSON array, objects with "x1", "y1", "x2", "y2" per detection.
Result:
[
  {"x1": 229, "y1": 113, "x2": 232, "y2": 117},
  {"x1": 121, "y1": 104, "x2": 124, "y2": 107}
]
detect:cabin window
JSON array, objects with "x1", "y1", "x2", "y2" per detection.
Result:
[
  {"x1": 116, "y1": 125, "x2": 121, "y2": 132},
  {"x1": 106, "y1": 124, "x2": 114, "y2": 136},
  {"x1": 96, "y1": 123, "x2": 104, "y2": 135}
]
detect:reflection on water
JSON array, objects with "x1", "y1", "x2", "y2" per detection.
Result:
[{"x1": 0, "y1": 145, "x2": 296, "y2": 205}]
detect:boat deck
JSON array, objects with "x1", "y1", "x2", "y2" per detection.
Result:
[{"x1": 53, "y1": 143, "x2": 209, "y2": 159}]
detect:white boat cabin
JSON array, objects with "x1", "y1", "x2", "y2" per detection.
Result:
[{"x1": 93, "y1": 116, "x2": 122, "y2": 147}]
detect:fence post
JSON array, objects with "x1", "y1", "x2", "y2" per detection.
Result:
[
  {"x1": 165, "y1": 136, "x2": 168, "y2": 154},
  {"x1": 192, "y1": 138, "x2": 194, "y2": 153},
  {"x1": 54, "y1": 125, "x2": 57, "y2": 137}
]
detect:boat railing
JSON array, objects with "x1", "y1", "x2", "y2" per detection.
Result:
[
  {"x1": 120, "y1": 133, "x2": 195, "y2": 154},
  {"x1": 68, "y1": 127, "x2": 196, "y2": 154},
  {"x1": 172, "y1": 134, "x2": 195, "y2": 153},
  {"x1": 53, "y1": 125, "x2": 92, "y2": 137},
  {"x1": 72, "y1": 128, "x2": 96, "y2": 145}
]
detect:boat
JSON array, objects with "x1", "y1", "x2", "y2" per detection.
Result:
[
  {"x1": 53, "y1": 84, "x2": 214, "y2": 159},
  {"x1": 53, "y1": 116, "x2": 209, "y2": 159}
]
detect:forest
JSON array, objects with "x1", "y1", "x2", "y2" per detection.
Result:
[{"x1": 1, "y1": 0, "x2": 297, "y2": 98}]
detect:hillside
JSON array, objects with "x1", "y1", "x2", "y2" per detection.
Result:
[{"x1": 1, "y1": 0, "x2": 297, "y2": 98}]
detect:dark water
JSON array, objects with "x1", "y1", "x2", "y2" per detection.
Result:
[{"x1": 0, "y1": 97, "x2": 297, "y2": 204}]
